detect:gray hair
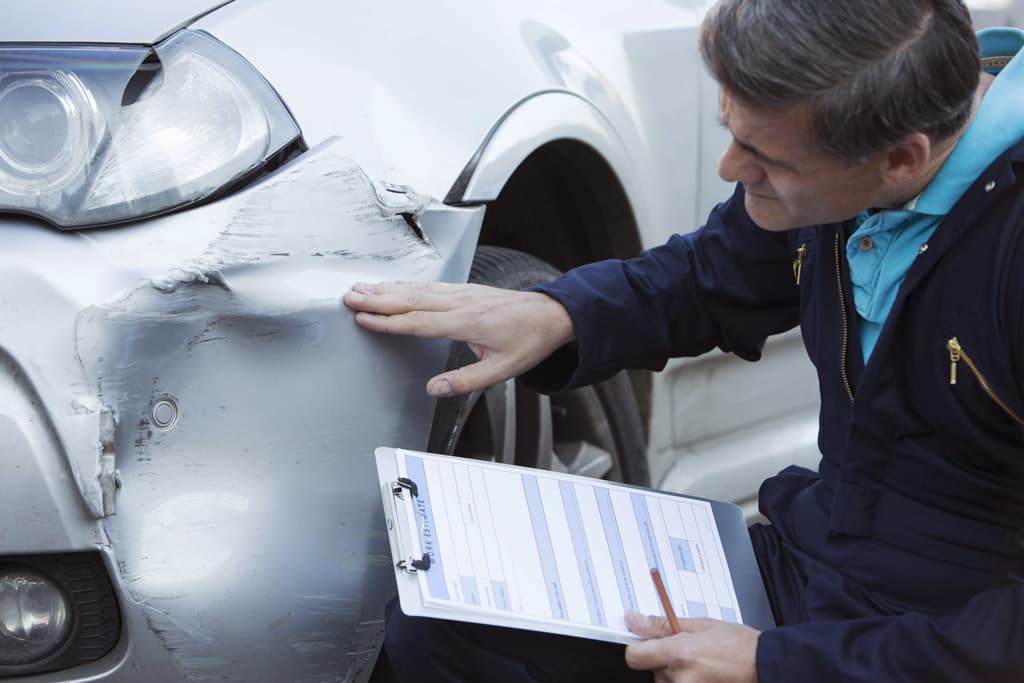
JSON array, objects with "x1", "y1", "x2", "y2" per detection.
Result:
[{"x1": 699, "y1": 0, "x2": 980, "y2": 162}]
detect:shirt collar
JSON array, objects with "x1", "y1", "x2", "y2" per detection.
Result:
[{"x1": 911, "y1": 27, "x2": 1024, "y2": 216}]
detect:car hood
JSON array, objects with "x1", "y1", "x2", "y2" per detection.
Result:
[{"x1": 3, "y1": 0, "x2": 235, "y2": 44}]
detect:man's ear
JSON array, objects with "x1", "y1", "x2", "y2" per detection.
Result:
[{"x1": 882, "y1": 133, "x2": 933, "y2": 186}]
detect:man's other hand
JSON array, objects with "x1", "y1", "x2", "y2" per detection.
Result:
[
  {"x1": 625, "y1": 611, "x2": 760, "y2": 683},
  {"x1": 342, "y1": 281, "x2": 575, "y2": 397}
]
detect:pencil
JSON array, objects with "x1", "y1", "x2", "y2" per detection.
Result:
[{"x1": 650, "y1": 567, "x2": 682, "y2": 635}]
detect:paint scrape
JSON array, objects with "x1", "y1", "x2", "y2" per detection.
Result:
[{"x1": 151, "y1": 148, "x2": 439, "y2": 293}]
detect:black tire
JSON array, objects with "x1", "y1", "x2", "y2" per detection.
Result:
[{"x1": 427, "y1": 246, "x2": 649, "y2": 485}]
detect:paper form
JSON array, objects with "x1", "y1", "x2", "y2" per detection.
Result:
[{"x1": 395, "y1": 449, "x2": 743, "y2": 640}]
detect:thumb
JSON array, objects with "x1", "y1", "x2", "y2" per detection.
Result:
[
  {"x1": 427, "y1": 357, "x2": 510, "y2": 397},
  {"x1": 625, "y1": 610, "x2": 675, "y2": 639}
]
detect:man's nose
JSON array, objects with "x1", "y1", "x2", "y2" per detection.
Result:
[{"x1": 718, "y1": 141, "x2": 763, "y2": 185}]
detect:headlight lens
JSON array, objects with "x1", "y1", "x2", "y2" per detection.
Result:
[
  {"x1": 0, "y1": 30, "x2": 301, "y2": 228},
  {"x1": 0, "y1": 71, "x2": 98, "y2": 192},
  {"x1": 0, "y1": 568, "x2": 71, "y2": 665}
]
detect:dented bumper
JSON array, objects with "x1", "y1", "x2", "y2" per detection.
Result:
[{"x1": 0, "y1": 142, "x2": 483, "y2": 682}]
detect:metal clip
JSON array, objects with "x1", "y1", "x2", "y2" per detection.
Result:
[
  {"x1": 392, "y1": 477, "x2": 419, "y2": 499},
  {"x1": 397, "y1": 553, "x2": 432, "y2": 574}
]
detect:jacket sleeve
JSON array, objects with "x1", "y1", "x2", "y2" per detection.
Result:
[
  {"x1": 523, "y1": 185, "x2": 801, "y2": 393},
  {"x1": 757, "y1": 581, "x2": 1023, "y2": 682}
]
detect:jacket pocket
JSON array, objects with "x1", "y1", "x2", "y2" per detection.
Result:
[{"x1": 946, "y1": 335, "x2": 1024, "y2": 426}]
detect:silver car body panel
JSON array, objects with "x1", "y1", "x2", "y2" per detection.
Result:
[
  {"x1": 0, "y1": 1, "x2": 235, "y2": 44},
  {"x1": 449, "y1": 90, "x2": 643, "y2": 212},
  {"x1": 0, "y1": 140, "x2": 484, "y2": 681},
  {"x1": 191, "y1": 0, "x2": 711, "y2": 237}
]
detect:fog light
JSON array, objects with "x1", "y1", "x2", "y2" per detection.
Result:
[{"x1": 0, "y1": 568, "x2": 71, "y2": 665}]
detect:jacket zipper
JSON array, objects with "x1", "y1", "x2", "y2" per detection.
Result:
[
  {"x1": 793, "y1": 243, "x2": 808, "y2": 285},
  {"x1": 834, "y1": 233, "x2": 854, "y2": 402},
  {"x1": 946, "y1": 337, "x2": 1024, "y2": 425}
]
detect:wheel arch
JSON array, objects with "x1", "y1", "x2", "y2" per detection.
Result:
[
  {"x1": 447, "y1": 91, "x2": 649, "y2": 268},
  {"x1": 447, "y1": 92, "x2": 654, "y2": 435}
]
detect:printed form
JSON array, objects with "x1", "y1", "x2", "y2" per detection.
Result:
[{"x1": 395, "y1": 449, "x2": 742, "y2": 640}]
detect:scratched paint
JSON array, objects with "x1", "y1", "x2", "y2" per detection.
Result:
[
  {"x1": 0, "y1": 141, "x2": 484, "y2": 681},
  {"x1": 151, "y1": 150, "x2": 439, "y2": 294}
]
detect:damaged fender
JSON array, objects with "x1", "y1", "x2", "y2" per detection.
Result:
[{"x1": 0, "y1": 139, "x2": 484, "y2": 682}]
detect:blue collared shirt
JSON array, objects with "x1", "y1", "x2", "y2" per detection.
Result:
[{"x1": 849, "y1": 27, "x2": 1024, "y2": 361}]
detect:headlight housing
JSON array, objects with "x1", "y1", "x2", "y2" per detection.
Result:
[{"x1": 0, "y1": 30, "x2": 301, "y2": 229}]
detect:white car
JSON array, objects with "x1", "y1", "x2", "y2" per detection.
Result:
[{"x1": 8, "y1": 1, "x2": 1014, "y2": 681}]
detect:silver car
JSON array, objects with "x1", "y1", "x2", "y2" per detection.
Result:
[{"x1": 5, "y1": 1, "x2": 1016, "y2": 681}]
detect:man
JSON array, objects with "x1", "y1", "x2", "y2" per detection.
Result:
[{"x1": 344, "y1": 1, "x2": 1024, "y2": 680}]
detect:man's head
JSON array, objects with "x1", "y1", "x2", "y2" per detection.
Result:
[{"x1": 700, "y1": 0, "x2": 980, "y2": 230}]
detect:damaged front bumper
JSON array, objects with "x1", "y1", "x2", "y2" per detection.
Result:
[{"x1": 0, "y1": 140, "x2": 483, "y2": 682}]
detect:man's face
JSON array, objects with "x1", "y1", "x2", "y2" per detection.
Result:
[{"x1": 717, "y1": 91, "x2": 889, "y2": 231}]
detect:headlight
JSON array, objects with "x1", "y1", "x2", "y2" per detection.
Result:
[
  {"x1": 0, "y1": 30, "x2": 301, "y2": 228},
  {"x1": 0, "y1": 568, "x2": 71, "y2": 665}
]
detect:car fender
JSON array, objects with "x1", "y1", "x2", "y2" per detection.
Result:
[
  {"x1": 0, "y1": 142, "x2": 485, "y2": 680},
  {"x1": 191, "y1": 1, "x2": 707, "y2": 240},
  {"x1": 446, "y1": 89, "x2": 655, "y2": 236}
]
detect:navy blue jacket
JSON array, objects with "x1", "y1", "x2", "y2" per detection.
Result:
[{"x1": 530, "y1": 139, "x2": 1024, "y2": 681}]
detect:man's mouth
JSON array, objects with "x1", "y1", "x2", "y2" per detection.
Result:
[{"x1": 745, "y1": 187, "x2": 777, "y2": 200}]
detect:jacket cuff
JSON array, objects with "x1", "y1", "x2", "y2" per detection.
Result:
[
  {"x1": 754, "y1": 626, "x2": 785, "y2": 683},
  {"x1": 519, "y1": 341, "x2": 581, "y2": 394}
]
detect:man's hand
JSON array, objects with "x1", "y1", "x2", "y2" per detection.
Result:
[
  {"x1": 342, "y1": 281, "x2": 575, "y2": 397},
  {"x1": 625, "y1": 612, "x2": 760, "y2": 683}
]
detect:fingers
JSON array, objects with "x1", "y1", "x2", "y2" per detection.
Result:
[
  {"x1": 624, "y1": 614, "x2": 718, "y2": 673},
  {"x1": 351, "y1": 309, "x2": 467, "y2": 340},
  {"x1": 343, "y1": 281, "x2": 494, "y2": 340},
  {"x1": 626, "y1": 611, "x2": 675, "y2": 639},
  {"x1": 626, "y1": 619, "x2": 760, "y2": 681},
  {"x1": 625, "y1": 634, "x2": 685, "y2": 672},
  {"x1": 427, "y1": 351, "x2": 522, "y2": 397},
  {"x1": 675, "y1": 617, "x2": 714, "y2": 634},
  {"x1": 343, "y1": 280, "x2": 471, "y2": 315},
  {"x1": 342, "y1": 280, "x2": 574, "y2": 398},
  {"x1": 426, "y1": 376, "x2": 455, "y2": 398},
  {"x1": 626, "y1": 612, "x2": 715, "y2": 639},
  {"x1": 624, "y1": 612, "x2": 682, "y2": 673}
]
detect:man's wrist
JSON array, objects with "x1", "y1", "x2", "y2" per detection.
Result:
[{"x1": 534, "y1": 291, "x2": 576, "y2": 348}]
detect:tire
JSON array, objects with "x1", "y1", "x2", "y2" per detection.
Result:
[{"x1": 427, "y1": 246, "x2": 650, "y2": 485}]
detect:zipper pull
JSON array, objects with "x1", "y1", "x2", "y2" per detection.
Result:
[
  {"x1": 947, "y1": 337, "x2": 962, "y2": 385},
  {"x1": 793, "y1": 243, "x2": 808, "y2": 285}
]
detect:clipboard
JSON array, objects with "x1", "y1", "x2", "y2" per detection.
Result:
[{"x1": 376, "y1": 446, "x2": 775, "y2": 643}]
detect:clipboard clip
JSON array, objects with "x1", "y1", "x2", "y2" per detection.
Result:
[
  {"x1": 389, "y1": 477, "x2": 431, "y2": 573},
  {"x1": 396, "y1": 554, "x2": 431, "y2": 573},
  {"x1": 392, "y1": 477, "x2": 418, "y2": 499}
]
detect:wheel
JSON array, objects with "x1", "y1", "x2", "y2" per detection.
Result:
[{"x1": 427, "y1": 246, "x2": 649, "y2": 485}]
